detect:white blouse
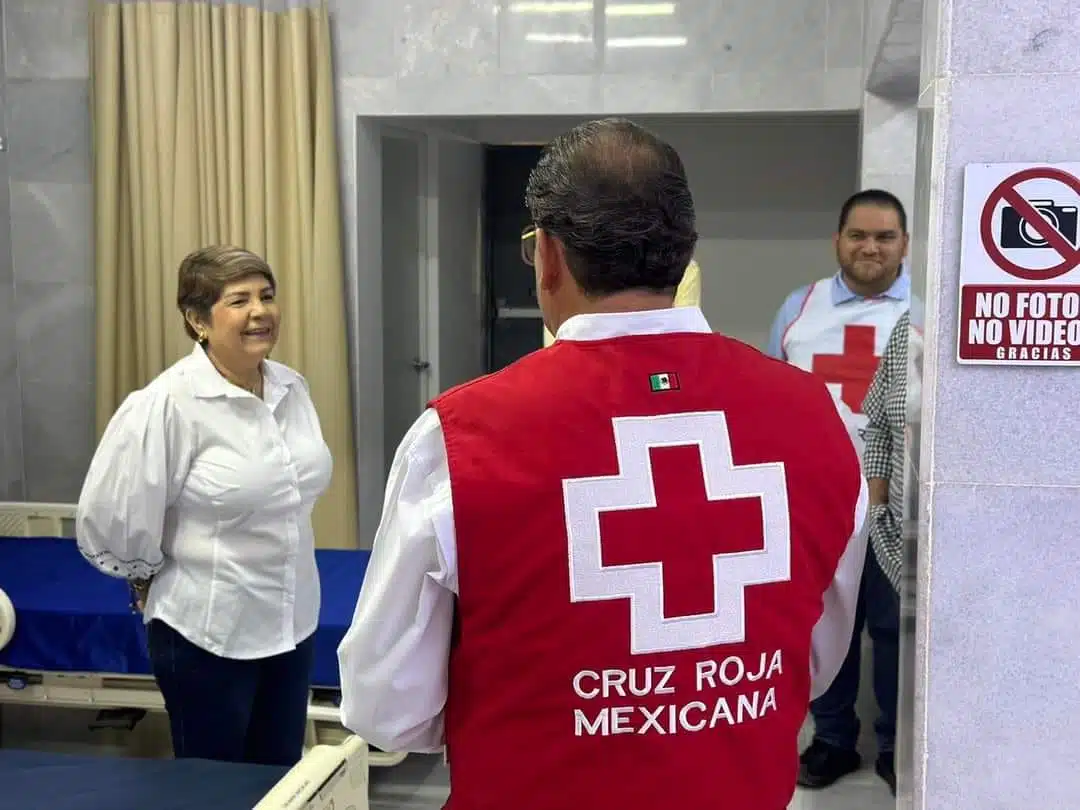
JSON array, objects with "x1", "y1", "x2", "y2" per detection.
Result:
[{"x1": 76, "y1": 344, "x2": 333, "y2": 660}]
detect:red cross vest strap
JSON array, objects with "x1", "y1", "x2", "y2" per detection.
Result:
[
  {"x1": 782, "y1": 279, "x2": 908, "y2": 416},
  {"x1": 429, "y1": 332, "x2": 862, "y2": 810}
]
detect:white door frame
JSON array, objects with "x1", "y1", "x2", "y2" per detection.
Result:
[{"x1": 380, "y1": 125, "x2": 439, "y2": 406}]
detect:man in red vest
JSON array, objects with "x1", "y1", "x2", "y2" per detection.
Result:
[{"x1": 338, "y1": 118, "x2": 869, "y2": 810}]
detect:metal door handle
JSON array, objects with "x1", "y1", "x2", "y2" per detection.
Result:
[{"x1": 412, "y1": 358, "x2": 431, "y2": 371}]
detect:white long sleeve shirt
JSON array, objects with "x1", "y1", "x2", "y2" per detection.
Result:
[
  {"x1": 338, "y1": 307, "x2": 869, "y2": 753},
  {"x1": 76, "y1": 344, "x2": 333, "y2": 660}
]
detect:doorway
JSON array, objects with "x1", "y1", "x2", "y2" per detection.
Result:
[{"x1": 483, "y1": 145, "x2": 544, "y2": 372}]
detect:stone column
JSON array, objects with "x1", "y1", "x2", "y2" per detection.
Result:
[
  {"x1": 859, "y1": 91, "x2": 917, "y2": 219},
  {"x1": 908, "y1": 1, "x2": 1080, "y2": 807}
]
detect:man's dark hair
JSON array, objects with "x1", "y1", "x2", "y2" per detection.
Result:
[
  {"x1": 838, "y1": 189, "x2": 908, "y2": 233},
  {"x1": 524, "y1": 118, "x2": 698, "y2": 297}
]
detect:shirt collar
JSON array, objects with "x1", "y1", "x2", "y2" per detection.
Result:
[
  {"x1": 185, "y1": 343, "x2": 297, "y2": 409},
  {"x1": 830, "y1": 267, "x2": 910, "y2": 305},
  {"x1": 554, "y1": 306, "x2": 713, "y2": 342}
]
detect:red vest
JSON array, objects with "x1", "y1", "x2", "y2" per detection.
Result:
[{"x1": 430, "y1": 331, "x2": 862, "y2": 810}]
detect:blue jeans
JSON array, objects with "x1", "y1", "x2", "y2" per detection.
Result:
[
  {"x1": 147, "y1": 619, "x2": 315, "y2": 766},
  {"x1": 810, "y1": 550, "x2": 900, "y2": 755}
]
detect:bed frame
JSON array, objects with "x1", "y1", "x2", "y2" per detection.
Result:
[
  {"x1": 0, "y1": 501, "x2": 406, "y2": 774},
  {"x1": 256, "y1": 734, "x2": 370, "y2": 810}
]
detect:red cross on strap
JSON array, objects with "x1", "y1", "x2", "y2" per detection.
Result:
[
  {"x1": 810, "y1": 324, "x2": 880, "y2": 413},
  {"x1": 599, "y1": 444, "x2": 765, "y2": 619}
]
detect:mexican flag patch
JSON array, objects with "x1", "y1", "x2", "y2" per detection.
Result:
[{"x1": 649, "y1": 372, "x2": 679, "y2": 392}]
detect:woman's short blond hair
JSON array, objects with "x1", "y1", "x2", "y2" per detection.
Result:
[{"x1": 176, "y1": 246, "x2": 277, "y2": 341}]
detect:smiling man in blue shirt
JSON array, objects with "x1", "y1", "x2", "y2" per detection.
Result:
[{"x1": 765, "y1": 189, "x2": 911, "y2": 796}]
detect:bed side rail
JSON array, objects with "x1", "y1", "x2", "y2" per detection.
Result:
[{"x1": 0, "y1": 502, "x2": 77, "y2": 538}]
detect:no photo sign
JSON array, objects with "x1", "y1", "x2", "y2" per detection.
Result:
[{"x1": 957, "y1": 163, "x2": 1080, "y2": 365}]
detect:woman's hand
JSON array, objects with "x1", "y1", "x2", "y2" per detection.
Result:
[{"x1": 129, "y1": 579, "x2": 152, "y2": 613}]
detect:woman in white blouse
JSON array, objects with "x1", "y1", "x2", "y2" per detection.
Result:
[{"x1": 76, "y1": 246, "x2": 333, "y2": 766}]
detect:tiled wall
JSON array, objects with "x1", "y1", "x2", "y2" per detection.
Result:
[
  {"x1": 860, "y1": 91, "x2": 917, "y2": 218},
  {"x1": 911, "y1": 0, "x2": 1080, "y2": 806},
  {"x1": 1, "y1": 0, "x2": 93, "y2": 503},
  {"x1": 329, "y1": 0, "x2": 866, "y2": 115},
  {"x1": 0, "y1": 0, "x2": 872, "y2": 518},
  {"x1": 0, "y1": 27, "x2": 18, "y2": 501}
]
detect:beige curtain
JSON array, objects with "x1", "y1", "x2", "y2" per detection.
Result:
[
  {"x1": 542, "y1": 259, "x2": 704, "y2": 346},
  {"x1": 90, "y1": 0, "x2": 357, "y2": 548}
]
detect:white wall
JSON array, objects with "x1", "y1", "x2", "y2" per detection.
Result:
[
  {"x1": 860, "y1": 93, "x2": 917, "y2": 222},
  {"x1": 435, "y1": 139, "x2": 486, "y2": 392},
  {"x1": 466, "y1": 114, "x2": 860, "y2": 351},
  {"x1": 662, "y1": 116, "x2": 858, "y2": 349},
  {"x1": 380, "y1": 133, "x2": 426, "y2": 477}
]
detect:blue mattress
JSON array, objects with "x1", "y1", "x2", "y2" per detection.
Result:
[
  {"x1": 0, "y1": 537, "x2": 370, "y2": 689},
  {"x1": 0, "y1": 748, "x2": 288, "y2": 809}
]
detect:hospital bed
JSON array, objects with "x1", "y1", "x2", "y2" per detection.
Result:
[
  {"x1": 0, "y1": 502, "x2": 405, "y2": 806},
  {"x1": 0, "y1": 734, "x2": 369, "y2": 809}
]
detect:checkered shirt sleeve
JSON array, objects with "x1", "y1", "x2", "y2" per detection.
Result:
[
  {"x1": 861, "y1": 321, "x2": 901, "y2": 481},
  {"x1": 861, "y1": 311, "x2": 910, "y2": 592}
]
